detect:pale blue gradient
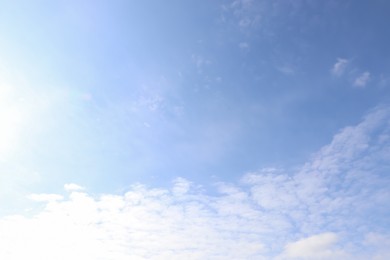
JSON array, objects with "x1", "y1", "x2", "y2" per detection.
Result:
[{"x1": 0, "y1": 1, "x2": 389, "y2": 257}]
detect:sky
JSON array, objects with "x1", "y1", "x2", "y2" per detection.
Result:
[{"x1": 0, "y1": 0, "x2": 390, "y2": 259}]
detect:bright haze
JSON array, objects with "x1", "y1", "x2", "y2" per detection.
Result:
[{"x1": 0, "y1": 1, "x2": 390, "y2": 259}]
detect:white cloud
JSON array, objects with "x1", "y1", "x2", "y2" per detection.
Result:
[
  {"x1": 330, "y1": 59, "x2": 372, "y2": 88},
  {"x1": 64, "y1": 183, "x2": 85, "y2": 191},
  {"x1": 354, "y1": 71, "x2": 371, "y2": 87},
  {"x1": 280, "y1": 233, "x2": 348, "y2": 259},
  {"x1": 172, "y1": 177, "x2": 192, "y2": 195},
  {"x1": 0, "y1": 186, "x2": 266, "y2": 259},
  {"x1": 331, "y1": 58, "x2": 349, "y2": 76},
  {"x1": 28, "y1": 193, "x2": 64, "y2": 202},
  {"x1": 0, "y1": 106, "x2": 389, "y2": 259}
]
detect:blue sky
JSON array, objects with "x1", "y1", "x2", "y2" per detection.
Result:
[{"x1": 0, "y1": 0, "x2": 390, "y2": 259}]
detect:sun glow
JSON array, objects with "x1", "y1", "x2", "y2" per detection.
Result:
[{"x1": 0, "y1": 84, "x2": 29, "y2": 160}]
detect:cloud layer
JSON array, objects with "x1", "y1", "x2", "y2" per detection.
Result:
[{"x1": 1, "y1": 106, "x2": 390, "y2": 259}]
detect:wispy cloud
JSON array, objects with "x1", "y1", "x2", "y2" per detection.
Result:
[
  {"x1": 279, "y1": 233, "x2": 348, "y2": 259},
  {"x1": 64, "y1": 183, "x2": 85, "y2": 192},
  {"x1": 277, "y1": 65, "x2": 295, "y2": 75},
  {"x1": 191, "y1": 54, "x2": 212, "y2": 73},
  {"x1": 1, "y1": 106, "x2": 390, "y2": 259},
  {"x1": 379, "y1": 74, "x2": 390, "y2": 88},
  {"x1": 239, "y1": 42, "x2": 250, "y2": 50},
  {"x1": 221, "y1": 0, "x2": 261, "y2": 31},
  {"x1": 354, "y1": 71, "x2": 371, "y2": 87},
  {"x1": 330, "y1": 59, "x2": 372, "y2": 89},
  {"x1": 331, "y1": 58, "x2": 349, "y2": 76},
  {"x1": 28, "y1": 193, "x2": 64, "y2": 202}
]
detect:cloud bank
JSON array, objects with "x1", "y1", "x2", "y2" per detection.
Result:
[{"x1": 1, "y1": 106, "x2": 390, "y2": 259}]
